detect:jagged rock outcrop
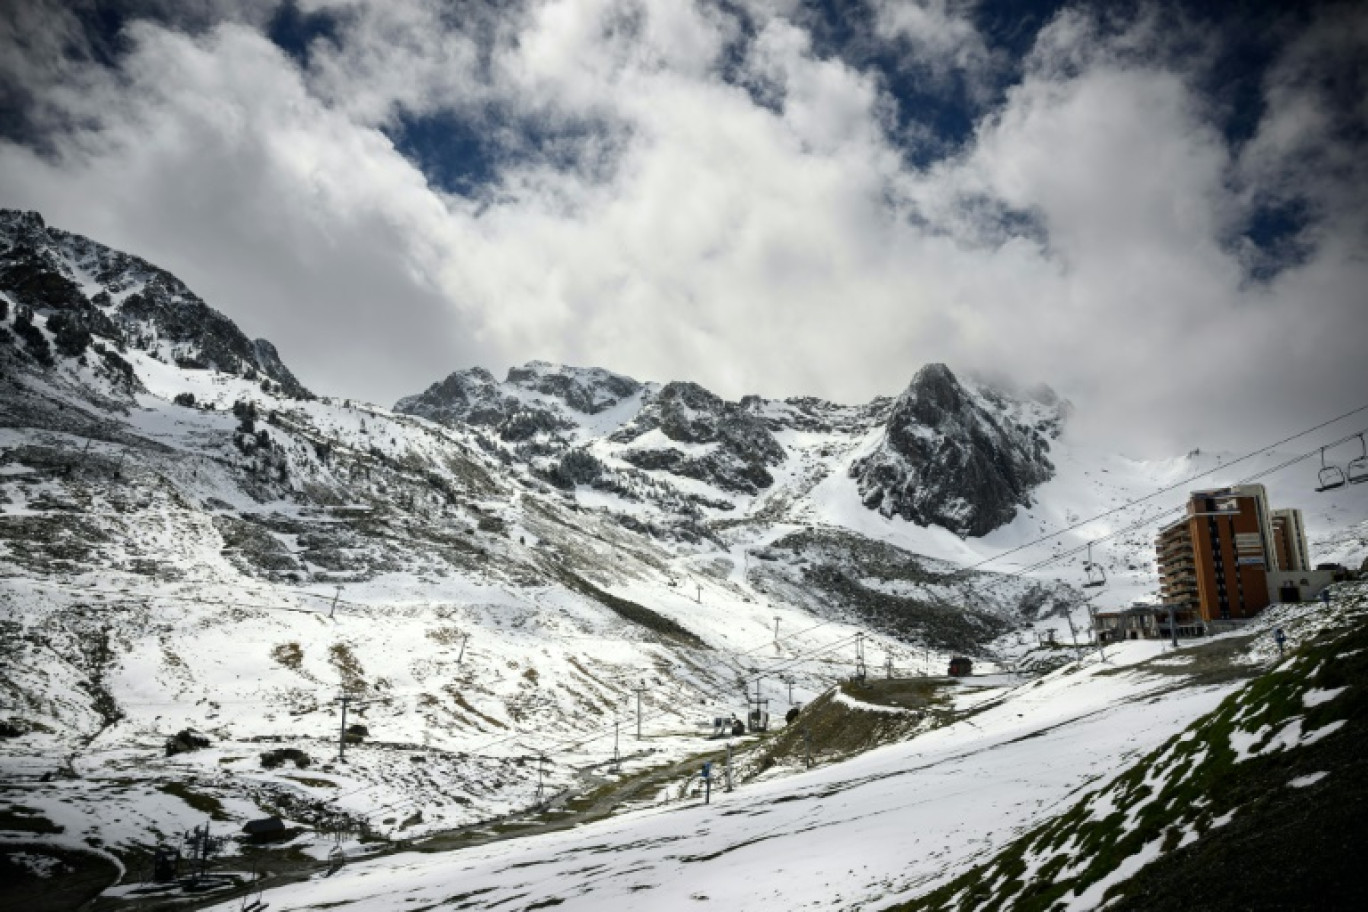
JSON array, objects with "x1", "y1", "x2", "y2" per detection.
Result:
[
  {"x1": 611, "y1": 381, "x2": 787, "y2": 495},
  {"x1": 0, "y1": 209, "x2": 309, "y2": 397},
  {"x1": 395, "y1": 362, "x2": 642, "y2": 443},
  {"x1": 850, "y1": 363, "x2": 1056, "y2": 537},
  {"x1": 505, "y1": 361, "x2": 642, "y2": 414}
]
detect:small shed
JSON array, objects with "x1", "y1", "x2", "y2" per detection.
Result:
[
  {"x1": 242, "y1": 816, "x2": 287, "y2": 843},
  {"x1": 948, "y1": 657, "x2": 973, "y2": 677}
]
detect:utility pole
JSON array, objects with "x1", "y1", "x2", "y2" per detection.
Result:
[
  {"x1": 1086, "y1": 600, "x2": 1107, "y2": 663},
  {"x1": 773, "y1": 616, "x2": 781, "y2": 656},
  {"x1": 69, "y1": 438, "x2": 92, "y2": 476},
  {"x1": 335, "y1": 693, "x2": 367, "y2": 762},
  {"x1": 457, "y1": 633, "x2": 468, "y2": 664},
  {"x1": 633, "y1": 684, "x2": 645, "y2": 740},
  {"x1": 534, "y1": 754, "x2": 547, "y2": 806},
  {"x1": 854, "y1": 633, "x2": 867, "y2": 682},
  {"x1": 783, "y1": 674, "x2": 795, "y2": 705},
  {"x1": 695, "y1": 581, "x2": 701, "y2": 604},
  {"x1": 612, "y1": 721, "x2": 620, "y2": 772},
  {"x1": 1064, "y1": 612, "x2": 1083, "y2": 662},
  {"x1": 885, "y1": 653, "x2": 894, "y2": 679},
  {"x1": 724, "y1": 741, "x2": 734, "y2": 792},
  {"x1": 328, "y1": 586, "x2": 342, "y2": 619}
]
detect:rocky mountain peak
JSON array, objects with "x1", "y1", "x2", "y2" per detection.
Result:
[
  {"x1": 0, "y1": 208, "x2": 310, "y2": 398},
  {"x1": 903, "y1": 362, "x2": 966, "y2": 425},
  {"x1": 850, "y1": 363, "x2": 1057, "y2": 537}
]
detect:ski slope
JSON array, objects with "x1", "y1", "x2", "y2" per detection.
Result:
[{"x1": 201, "y1": 638, "x2": 1242, "y2": 912}]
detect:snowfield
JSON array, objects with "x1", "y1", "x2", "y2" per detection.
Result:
[{"x1": 200, "y1": 638, "x2": 1239, "y2": 912}]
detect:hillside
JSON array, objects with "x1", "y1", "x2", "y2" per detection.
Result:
[{"x1": 1, "y1": 210, "x2": 1366, "y2": 910}]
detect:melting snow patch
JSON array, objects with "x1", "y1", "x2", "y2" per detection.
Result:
[
  {"x1": 1288, "y1": 771, "x2": 1329, "y2": 789},
  {"x1": 1087, "y1": 790, "x2": 1119, "y2": 823},
  {"x1": 1063, "y1": 834, "x2": 1165, "y2": 911},
  {"x1": 831, "y1": 690, "x2": 913, "y2": 715},
  {"x1": 1302, "y1": 687, "x2": 1348, "y2": 708},
  {"x1": 1302, "y1": 719, "x2": 1347, "y2": 747}
]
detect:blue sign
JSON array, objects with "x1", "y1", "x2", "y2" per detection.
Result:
[{"x1": 702, "y1": 762, "x2": 712, "y2": 779}]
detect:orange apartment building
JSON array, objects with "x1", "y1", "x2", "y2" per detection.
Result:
[{"x1": 1156, "y1": 485, "x2": 1307, "y2": 623}]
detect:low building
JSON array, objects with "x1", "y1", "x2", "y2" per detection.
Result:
[
  {"x1": 1095, "y1": 604, "x2": 1205, "y2": 643},
  {"x1": 1267, "y1": 569, "x2": 1337, "y2": 603}
]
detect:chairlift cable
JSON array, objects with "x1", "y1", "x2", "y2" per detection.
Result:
[{"x1": 958, "y1": 401, "x2": 1368, "y2": 577}]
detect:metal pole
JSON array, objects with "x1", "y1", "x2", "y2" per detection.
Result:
[
  {"x1": 338, "y1": 695, "x2": 349, "y2": 762},
  {"x1": 635, "y1": 686, "x2": 643, "y2": 740},
  {"x1": 612, "y1": 721, "x2": 620, "y2": 772},
  {"x1": 457, "y1": 633, "x2": 468, "y2": 664},
  {"x1": 1087, "y1": 601, "x2": 1106, "y2": 663},
  {"x1": 328, "y1": 586, "x2": 342, "y2": 619},
  {"x1": 725, "y1": 742, "x2": 733, "y2": 792},
  {"x1": 1065, "y1": 612, "x2": 1083, "y2": 662}
]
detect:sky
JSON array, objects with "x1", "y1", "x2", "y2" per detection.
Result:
[{"x1": 1, "y1": 0, "x2": 1365, "y2": 455}]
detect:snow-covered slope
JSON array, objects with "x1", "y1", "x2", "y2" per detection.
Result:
[{"x1": 2, "y1": 210, "x2": 1366, "y2": 909}]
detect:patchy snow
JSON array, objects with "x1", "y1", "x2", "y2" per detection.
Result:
[
  {"x1": 1301, "y1": 686, "x2": 1348, "y2": 707},
  {"x1": 192, "y1": 639, "x2": 1237, "y2": 912}
]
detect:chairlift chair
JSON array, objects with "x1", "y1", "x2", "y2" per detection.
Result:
[
  {"x1": 1082, "y1": 541, "x2": 1106, "y2": 589},
  {"x1": 1348, "y1": 435, "x2": 1368, "y2": 485},
  {"x1": 1316, "y1": 446, "x2": 1346, "y2": 492}
]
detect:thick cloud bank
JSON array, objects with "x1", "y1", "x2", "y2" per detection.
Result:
[{"x1": 2, "y1": 0, "x2": 1365, "y2": 454}]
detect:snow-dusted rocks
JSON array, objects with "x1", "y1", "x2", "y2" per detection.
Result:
[
  {"x1": 610, "y1": 381, "x2": 787, "y2": 494},
  {"x1": 850, "y1": 363, "x2": 1059, "y2": 537},
  {"x1": 0, "y1": 208, "x2": 309, "y2": 398}
]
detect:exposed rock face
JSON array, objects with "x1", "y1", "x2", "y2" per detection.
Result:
[
  {"x1": 505, "y1": 361, "x2": 642, "y2": 414},
  {"x1": 0, "y1": 209, "x2": 309, "y2": 398},
  {"x1": 612, "y1": 381, "x2": 787, "y2": 494},
  {"x1": 395, "y1": 362, "x2": 643, "y2": 442},
  {"x1": 850, "y1": 363, "x2": 1056, "y2": 537}
]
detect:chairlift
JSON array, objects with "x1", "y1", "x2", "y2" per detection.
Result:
[
  {"x1": 1082, "y1": 541, "x2": 1106, "y2": 589},
  {"x1": 1315, "y1": 446, "x2": 1346, "y2": 492},
  {"x1": 1348, "y1": 435, "x2": 1368, "y2": 485}
]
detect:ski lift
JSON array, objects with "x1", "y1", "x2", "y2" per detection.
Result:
[
  {"x1": 1315, "y1": 446, "x2": 1346, "y2": 492},
  {"x1": 1082, "y1": 541, "x2": 1106, "y2": 589},
  {"x1": 1348, "y1": 435, "x2": 1368, "y2": 485}
]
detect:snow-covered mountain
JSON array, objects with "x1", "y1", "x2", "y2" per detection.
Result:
[
  {"x1": 393, "y1": 357, "x2": 1064, "y2": 541},
  {"x1": 0, "y1": 210, "x2": 309, "y2": 398},
  {"x1": 2, "y1": 210, "x2": 1366, "y2": 910}
]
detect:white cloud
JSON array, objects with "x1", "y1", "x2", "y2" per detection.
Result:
[{"x1": 1, "y1": 0, "x2": 1364, "y2": 457}]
